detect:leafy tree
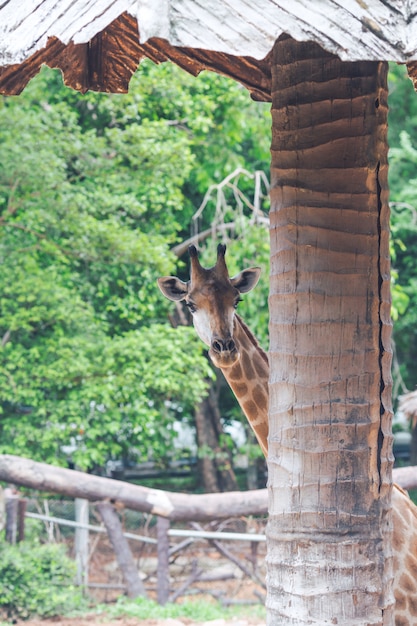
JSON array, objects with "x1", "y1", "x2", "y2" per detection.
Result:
[
  {"x1": 0, "y1": 67, "x2": 212, "y2": 469},
  {"x1": 0, "y1": 62, "x2": 270, "y2": 478},
  {"x1": 388, "y1": 64, "x2": 417, "y2": 393}
]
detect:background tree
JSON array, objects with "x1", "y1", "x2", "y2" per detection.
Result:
[
  {"x1": 388, "y1": 64, "x2": 417, "y2": 398},
  {"x1": 0, "y1": 62, "x2": 270, "y2": 486}
]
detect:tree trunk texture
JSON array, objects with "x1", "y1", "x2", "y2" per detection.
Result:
[
  {"x1": 194, "y1": 378, "x2": 238, "y2": 492},
  {"x1": 268, "y1": 36, "x2": 394, "y2": 625},
  {"x1": 96, "y1": 500, "x2": 146, "y2": 598}
]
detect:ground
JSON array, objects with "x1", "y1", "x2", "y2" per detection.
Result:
[
  {"x1": 15, "y1": 617, "x2": 264, "y2": 626},
  {"x1": 82, "y1": 515, "x2": 267, "y2": 608}
]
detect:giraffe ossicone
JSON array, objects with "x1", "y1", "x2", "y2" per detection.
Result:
[{"x1": 158, "y1": 244, "x2": 417, "y2": 624}]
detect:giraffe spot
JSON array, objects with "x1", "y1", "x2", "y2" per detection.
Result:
[
  {"x1": 253, "y1": 384, "x2": 268, "y2": 413},
  {"x1": 410, "y1": 533, "x2": 417, "y2": 556},
  {"x1": 243, "y1": 400, "x2": 259, "y2": 419},
  {"x1": 396, "y1": 504, "x2": 411, "y2": 525},
  {"x1": 392, "y1": 529, "x2": 403, "y2": 552},
  {"x1": 254, "y1": 357, "x2": 268, "y2": 378},
  {"x1": 257, "y1": 422, "x2": 268, "y2": 439},
  {"x1": 233, "y1": 382, "x2": 249, "y2": 396},
  {"x1": 399, "y1": 572, "x2": 415, "y2": 594},
  {"x1": 394, "y1": 590, "x2": 406, "y2": 611},
  {"x1": 395, "y1": 616, "x2": 409, "y2": 626},
  {"x1": 409, "y1": 593, "x2": 417, "y2": 616},
  {"x1": 229, "y1": 363, "x2": 243, "y2": 381},
  {"x1": 242, "y1": 352, "x2": 255, "y2": 379},
  {"x1": 405, "y1": 554, "x2": 417, "y2": 580}
]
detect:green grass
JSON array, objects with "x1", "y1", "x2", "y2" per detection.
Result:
[
  {"x1": 0, "y1": 598, "x2": 265, "y2": 626},
  {"x1": 94, "y1": 596, "x2": 266, "y2": 622}
]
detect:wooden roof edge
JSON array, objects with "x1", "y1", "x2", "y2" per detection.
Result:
[{"x1": 0, "y1": 13, "x2": 271, "y2": 100}]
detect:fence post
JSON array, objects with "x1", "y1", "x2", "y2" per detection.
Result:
[
  {"x1": 75, "y1": 498, "x2": 89, "y2": 587},
  {"x1": 96, "y1": 500, "x2": 146, "y2": 598},
  {"x1": 5, "y1": 488, "x2": 18, "y2": 544},
  {"x1": 17, "y1": 498, "x2": 26, "y2": 542},
  {"x1": 157, "y1": 516, "x2": 170, "y2": 605}
]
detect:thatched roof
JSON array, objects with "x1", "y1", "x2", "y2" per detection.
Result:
[{"x1": 1, "y1": 1, "x2": 417, "y2": 98}]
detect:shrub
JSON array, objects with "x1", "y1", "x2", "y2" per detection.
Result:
[{"x1": 0, "y1": 540, "x2": 85, "y2": 620}]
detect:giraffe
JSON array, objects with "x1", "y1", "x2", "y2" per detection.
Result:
[
  {"x1": 158, "y1": 243, "x2": 269, "y2": 456},
  {"x1": 158, "y1": 243, "x2": 417, "y2": 625}
]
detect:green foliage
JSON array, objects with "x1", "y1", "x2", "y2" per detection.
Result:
[
  {"x1": 0, "y1": 541, "x2": 85, "y2": 620},
  {"x1": 0, "y1": 61, "x2": 270, "y2": 470},
  {"x1": 0, "y1": 323, "x2": 212, "y2": 468},
  {"x1": 43, "y1": 61, "x2": 271, "y2": 222},
  {"x1": 388, "y1": 64, "x2": 417, "y2": 391}
]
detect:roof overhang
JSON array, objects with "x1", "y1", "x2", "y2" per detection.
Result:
[{"x1": 1, "y1": 1, "x2": 417, "y2": 98}]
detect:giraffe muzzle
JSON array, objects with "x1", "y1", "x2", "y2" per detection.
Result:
[
  {"x1": 211, "y1": 337, "x2": 236, "y2": 353},
  {"x1": 209, "y1": 337, "x2": 239, "y2": 367}
]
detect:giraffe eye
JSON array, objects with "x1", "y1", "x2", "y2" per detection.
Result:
[{"x1": 185, "y1": 301, "x2": 197, "y2": 313}]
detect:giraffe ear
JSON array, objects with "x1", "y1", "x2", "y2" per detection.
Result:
[
  {"x1": 157, "y1": 277, "x2": 189, "y2": 301},
  {"x1": 231, "y1": 267, "x2": 261, "y2": 294}
]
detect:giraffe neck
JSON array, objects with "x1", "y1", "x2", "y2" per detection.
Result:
[
  {"x1": 218, "y1": 318, "x2": 417, "y2": 621},
  {"x1": 219, "y1": 315, "x2": 269, "y2": 456}
]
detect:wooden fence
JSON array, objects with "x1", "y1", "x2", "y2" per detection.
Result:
[
  {"x1": 2, "y1": 454, "x2": 417, "y2": 605},
  {"x1": 5, "y1": 496, "x2": 266, "y2": 604},
  {"x1": 1, "y1": 453, "x2": 268, "y2": 606}
]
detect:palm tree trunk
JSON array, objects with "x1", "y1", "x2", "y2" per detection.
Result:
[{"x1": 268, "y1": 36, "x2": 394, "y2": 624}]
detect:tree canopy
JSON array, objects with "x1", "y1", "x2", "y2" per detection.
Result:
[
  {"x1": 0, "y1": 62, "x2": 270, "y2": 472},
  {"x1": 388, "y1": 64, "x2": 417, "y2": 397}
]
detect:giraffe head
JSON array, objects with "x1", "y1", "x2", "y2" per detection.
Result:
[{"x1": 158, "y1": 244, "x2": 261, "y2": 368}]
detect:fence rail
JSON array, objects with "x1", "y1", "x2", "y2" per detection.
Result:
[
  {"x1": 26, "y1": 511, "x2": 266, "y2": 543},
  {"x1": 26, "y1": 511, "x2": 158, "y2": 544}
]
